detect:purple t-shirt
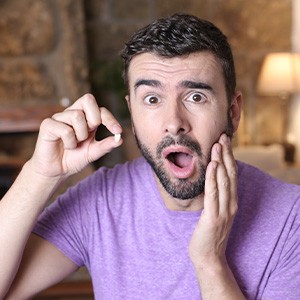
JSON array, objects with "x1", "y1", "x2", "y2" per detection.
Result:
[{"x1": 33, "y1": 157, "x2": 300, "y2": 299}]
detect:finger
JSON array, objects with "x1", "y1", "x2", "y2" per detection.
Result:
[
  {"x1": 219, "y1": 134, "x2": 238, "y2": 215},
  {"x1": 66, "y1": 93, "x2": 122, "y2": 138},
  {"x1": 204, "y1": 159, "x2": 219, "y2": 218},
  {"x1": 99, "y1": 107, "x2": 122, "y2": 135},
  {"x1": 66, "y1": 93, "x2": 101, "y2": 130},
  {"x1": 39, "y1": 118, "x2": 77, "y2": 150},
  {"x1": 219, "y1": 134, "x2": 236, "y2": 177},
  {"x1": 212, "y1": 142, "x2": 230, "y2": 215},
  {"x1": 52, "y1": 110, "x2": 89, "y2": 142}
]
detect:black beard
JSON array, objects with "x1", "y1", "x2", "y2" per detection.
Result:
[
  {"x1": 136, "y1": 134, "x2": 207, "y2": 200},
  {"x1": 132, "y1": 113, "x2": 233, "y2": 200}
]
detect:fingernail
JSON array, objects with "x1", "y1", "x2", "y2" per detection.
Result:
[
  {"x1": 113, "y1": 124, "x2": 122, "y2": 134},
  {"x1": 222, "y1": 134, "x2": 229, "y2": 144},
  {"x1": 215, "y1": 143, "x2": 221, "y2": 154}
]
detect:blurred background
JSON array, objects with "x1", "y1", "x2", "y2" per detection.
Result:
[{"x1": 0, "y1": 0, "x2": 300, "y2": 298}]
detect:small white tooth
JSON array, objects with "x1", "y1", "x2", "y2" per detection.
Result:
[{"x1": 114, "y1": 133, "x2": 121, "y2": 143}]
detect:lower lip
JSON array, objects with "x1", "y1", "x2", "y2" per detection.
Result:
[{"x1": 165, "y1": 159, "x2": 196, "y2": 179}]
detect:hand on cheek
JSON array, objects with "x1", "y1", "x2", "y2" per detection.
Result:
[{"x1": 189, "y1": 133, "x2": 238, "y2": 268}]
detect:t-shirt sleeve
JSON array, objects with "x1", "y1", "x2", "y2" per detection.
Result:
[
  {"x1": 261, "y1": 197, "x2": 300, "y2": 300},
  {"x1": 33, "y1": 175, "x2": 97, "y2": 267}
]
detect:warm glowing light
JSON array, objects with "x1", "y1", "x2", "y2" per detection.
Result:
[{"x1": 257, "y1": 52, "x2": 300, "y2": 96}]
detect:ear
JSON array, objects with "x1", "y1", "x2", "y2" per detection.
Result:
[
  {"x1": 125, "y1": 95, "x2": 131, "y2": 112},
  {"x1": 230, "y1": 91, "x2": 243, "y2": 133},
  {"x1": 125, "y1": 95, "x2": 135, "y2": 135}
]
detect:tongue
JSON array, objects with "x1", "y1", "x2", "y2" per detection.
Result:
[{"x1": 173, "y1": 153, "x2": 192, "y2": 168}]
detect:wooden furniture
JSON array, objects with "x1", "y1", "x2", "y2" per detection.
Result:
[
  {"x1": 34, "y1": 281, "x2": 94, "y2": 299},
  {"x1": 0, "y1": 104, "x2": 63, "y2": 133}
]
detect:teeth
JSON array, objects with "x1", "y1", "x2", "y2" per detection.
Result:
[{"x1": 114, "y1": 133, "x2": 121, "y2": 143}]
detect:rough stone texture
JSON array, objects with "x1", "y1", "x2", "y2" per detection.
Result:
[
  {"x1": 111, "y1": 0, "x2": 152, "y2": 20},
  {"x1": 0, "y1": 0, "x2": 90, "y2": 107},
  {"x1": 57, "y1": 0, "x2": 90, "y2": 101},
  {"x1": 86, "y1": 21, "x2": 139, "y2": 59},
  {"x1": 0, "y1": 0, "x2": 90, "y2": 157},
  {"x1": 0, "y1": 62, "x2": 55, "y2": 105},
  {"x1": 84, "y1": 0, "x2": 106, "y2": 19},
  {"x1": 0, "y1": 0, "x2": 55, "y2": 56},
  {"x1": 156, "y1": 0, "x2": 210, "y2": 18},
  {"x1": 212, "y1": 0, "x2": 291, "y2": 52}
]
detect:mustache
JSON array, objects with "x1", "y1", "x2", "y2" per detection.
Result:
[{"x1": 157, "y1": 135, "x2": 202, "y2": 158}]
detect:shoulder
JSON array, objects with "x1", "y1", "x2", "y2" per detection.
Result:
[
  {"x1": 236, "y1": 160, "x2": 299, "y2": 227},
  {"x1": 232, "y1": 160, "x2": 300, "y2": 247},
  {"x1": 230, "y1": 161, "x2": 300, "y2": 300},
  {"x1": 237, "y1": 160, "x2": 300, "y2": 202}
]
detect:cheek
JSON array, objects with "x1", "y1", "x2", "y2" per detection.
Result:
[
  {"x1": 194, "y1": 118, "x2": 227, "y2": 154},
  {"x1": 197, "y1": 115, "x2": 226, "y2": 138},
  {"x1": 131, "y1": 117, "x2": 159, "y2": 149}
]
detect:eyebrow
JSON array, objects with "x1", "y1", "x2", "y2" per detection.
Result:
[
  {"x1": 134, "y1": 79, "x2": 161, "y2": 91},
  {"x1": 133, "y1": 79, "x2": 213, "y2": 93},
  {"x1": 178, "y1": 80, "x2": 213, "y2": 91}
]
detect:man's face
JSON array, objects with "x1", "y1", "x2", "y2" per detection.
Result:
[{"x1": 126, "y1": 52, "x2": 236, "y2": 201}]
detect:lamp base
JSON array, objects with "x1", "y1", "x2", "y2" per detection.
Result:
[{"x1": 282, "y1": 142, "x2": 296, "y2": 164}]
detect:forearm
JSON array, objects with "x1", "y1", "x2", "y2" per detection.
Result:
[
  {"x1": 0, "y1": 161, "x2": 62, "y2": 296},
  {"x1": 194, "y1": 259, "x2": 245, "y2": 300}
]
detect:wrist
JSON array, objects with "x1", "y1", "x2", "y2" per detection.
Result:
[
  {"x1": 192, "y1": 257, "x2": 245, "y2": 300},
  {"x1": 16, "y1": 161, "x2": 64, "y2": 204},
  {"x1": 192, "y1": 255, "x2": 228, "y2": 276},
  {"x1": 23, "y1": 159, "x2": 65, "y2": 186}
]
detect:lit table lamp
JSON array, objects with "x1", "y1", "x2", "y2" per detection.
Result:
[
  {"x1": 257, "y1": 52, "x2": 300, "y2": 97},
  {"x1": 257, "y1": 52, "x2": 300, "y2": 163}
]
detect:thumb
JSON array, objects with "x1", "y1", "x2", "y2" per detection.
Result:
[{"x1": 87, "y1": 135, "x2": 123, "y2": 163}]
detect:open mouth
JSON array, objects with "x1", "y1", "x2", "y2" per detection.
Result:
[
  {"x1": 166, "y1": 152, "x2": 193, "y2": 168},
  {"x1": 163, "y1": 148, "x2": 196, "y2": 179}
]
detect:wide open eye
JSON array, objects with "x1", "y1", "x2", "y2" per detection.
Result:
[
  {"x1": 187, "y1": 93, "x2": 207, "y2": 103},
  {"x1": 144, "y1": 95, "x2": 160, "y2": 105}
]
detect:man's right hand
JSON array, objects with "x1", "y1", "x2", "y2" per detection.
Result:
[
  {"x1": 1, "y1": 94, "x2": 122, "y2": 298},
  {"x1": 28, "y1": 93, "x2": 123, "y2": 180}
]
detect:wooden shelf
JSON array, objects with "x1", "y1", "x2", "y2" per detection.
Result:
[{"x1": 0, "y1": 104, "x2": 63, "y2": 133}]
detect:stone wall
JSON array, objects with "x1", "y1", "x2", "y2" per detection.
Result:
[
  {"x1": 0, "y1": 0, "x2": 90, "y2": 107},
  {"x1": 0, "y1": 0, "x2": 90, "y2": 163}
]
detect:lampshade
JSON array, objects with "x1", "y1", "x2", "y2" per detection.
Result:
[{"x1": 257, "y1": 52, "x2": 300, "y2": 96}]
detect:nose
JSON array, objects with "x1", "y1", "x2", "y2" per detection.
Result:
[{"x1": 164, "y1": 102, "x2": 191, "y2": 136}]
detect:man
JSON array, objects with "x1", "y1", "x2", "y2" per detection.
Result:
[{"x1": 1, "y1": 13, "x2": 299, "y2": 299}]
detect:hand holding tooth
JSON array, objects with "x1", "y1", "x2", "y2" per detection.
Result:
[{"x1": 29, "y1": 93, "x2": 123, "y2": 179}]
